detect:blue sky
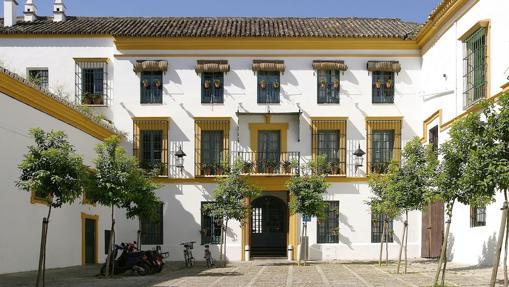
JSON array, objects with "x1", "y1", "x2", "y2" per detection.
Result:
[{"x1": 4, "y1": 0, "x2": 441, "y2": 23}]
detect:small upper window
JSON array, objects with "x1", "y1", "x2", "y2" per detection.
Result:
[
  {"x1": 317, "y1": 70, "x2": 340, "y2": 104},
  {"x1": 202, "y1": 72, "x2": 224, "y2": 104},
  {"x1": 257, "y1": 71, "x2": 280, "y2": 104},
  {"x1": 27, "y1": 68, "x2": 49, "y2": 90},
  {"x1": 372, "y1": 71, "x2": 395, "y2": 103},
  {"x1": 463, "y1": 27, "x2": 487, "y2": 108},
  {"x1": 141, "y1": 71, "x2": 163, "y2": 104},
  {"x1": 75, "y1": 60, "x2": 108, "y2": 106}
]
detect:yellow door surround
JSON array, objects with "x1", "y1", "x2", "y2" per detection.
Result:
[{"x1": 81, "y1": 213, "x2": 99, "y2": 265}]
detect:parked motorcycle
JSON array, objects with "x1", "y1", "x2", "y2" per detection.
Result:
[{"x1": 100, "y1": 242, "x2": 168, "y2": 276}]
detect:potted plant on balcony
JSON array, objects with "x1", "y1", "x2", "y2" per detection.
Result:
[
  {"x1": 214, "y1": 79, "x2": 222, "y2": 89},
  {"x1": 273, "y1": 81, "x2": 280, "y2": 89},
  {"x1": 259, "y1": 80, "x2": 267, "y2": 89},
  {"x1": 201, "y1": 163, "x2": 212, "y2": 176},
  {"x1": 266, "y1": 160, "x2": 279, "y2": 174},
  {"x1": 204, "y1": 80, "x2": 211, "y2": 89},
  {"x1": 93, "y1": 94, "x2": 103, "y2": 105},
  {"x1": 320, "y1": 80, "x2": 328, "y2": 89},
  {"x1": 242, "y1": 160, "x2": 254, "y2": 174},
  {"x1": 282, "y1": 160, "x2": 292, "y2": 174},
  {"x1": 327, "y1": 160, "x2": 340, "y2": 175},
  {"x1": 82, "y1": 93, "x2": 94, "y2": 105},
  {"x1": 333, "y1": 80, "x2": 340, "y2": 90},
  {"x1": 385, "y1": 79, "x2": 393, "y2": 89}
]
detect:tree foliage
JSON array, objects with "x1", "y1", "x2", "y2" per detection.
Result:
[
  {"x1": 367, "y1": 162, "x2": 401, "y2": 220},
  {"x1": 17, "y1": 128, "x2": 87, "y2": 207}
]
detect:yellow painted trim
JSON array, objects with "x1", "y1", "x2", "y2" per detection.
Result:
[
  {"x1": 81, "y1": 213, "x2": 99, "y2": 265},
  {"x1": 416, "y1": 0, "x2": 478, "y2": 48},
  {"x1": 132, "y1": 118, "x2": 170, "y2": 176},
  {"x1": 502, "y1": 82, "x2": 509, "y2": 92},
  {"x1": 365, "y1": 116, "x2": 403, "y2": 121},
  {"x1": 249, "y1": 123, "x2": 289, "y2": 155},
  {"x1": 114, "y1": 37, "x2": 419, "y2": 51},
  {"x1": 458, "y1": 19, "x2": 490, "y2": 41},
  {"x1": 310, "y1": 116, "x2": 349, "y2": 121},
  {"x1": 421, "y1": 110, "x2": 443, "y2": 143},
  {"x1": 30, "y1": 192, "x2": 49, "y2": 206},
  {"x1": 0, "y1": 34, "x2": 113, "y2": 38},
  {"x1": 153, "y1": 175, "x2": 367, "y2": 186},
  {"x1": 73, "y1": 57, "x2": 110, "y2": 63},
  {"x1": 193, "y1": 116, "x2": 232, "y2": 120},
  {"x1": 0, "y1": 73, "x2": 116, "y2": 140},
  {"x1": 114, "y1": 53, "x2": 421, "y2": 58},
  {"x1": 289, "y1": 208, "x2": 298, "y2": 260}
]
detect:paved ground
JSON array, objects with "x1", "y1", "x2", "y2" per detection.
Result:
[{"x1": 0, "y1": 259, "x2": 506, "y2": 287}]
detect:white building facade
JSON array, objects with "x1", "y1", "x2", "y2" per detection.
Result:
[{"x1": 0, "y1": 0, "x2": 508, "y2": 273}]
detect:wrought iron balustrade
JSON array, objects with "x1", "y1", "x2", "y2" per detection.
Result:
[{"x1": 231, "y1": 151, "x2": 300, "y2": 175}]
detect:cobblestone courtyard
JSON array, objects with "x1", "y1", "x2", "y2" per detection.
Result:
[{"x1": 0, "y1": 259, "x2": 505, "y2": 287}]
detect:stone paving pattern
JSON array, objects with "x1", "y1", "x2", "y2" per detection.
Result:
[{"x1": 0, "y1": 259, "x2": 505, "y2": 287}]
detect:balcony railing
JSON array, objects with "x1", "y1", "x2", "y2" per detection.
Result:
[{"x1": 231, "y1": 151, "x2": 300, "y2": 175}]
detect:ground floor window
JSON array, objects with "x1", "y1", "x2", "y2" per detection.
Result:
[
  {"x1": 317, "y1": 201, "x2": 339, "y2": 243},
  {"x1": 140, "y1": 203, "x2": 163, "y2": 245},
  {"x1": 201, "y1": 202, "x2": 222, "y2": 244},
  {"x1": 470, "y1": 206, "x2": 486, "y2": 227},
  {"x1": 371, "y1": 213, "x2": 393, "y2": 243}
]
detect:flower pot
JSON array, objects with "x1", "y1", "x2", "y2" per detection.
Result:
[
  {"x1": 385, "y1": 79, "x2": 393, "y2": 89},
  {"x1": 375, "y1": 79, "x2": 382, "y2": 89},
  {"x1": 273, "y1": 81, "x2": 280, "y2": 89},
  {"x1": 143, "y1": 80, "x2": 150, "y2": 88},
  {"x1": 320, "y1": 81, "x2": 327, "y2": 89},
  {"x1": 259, "y1": 80, "x2": 267, "y2": 89},
  {"x1": 333, "y1": 80, "x2": 340, "y2": 90},
  {"x1": 93, "y1": 96, "x2": 103, "y2": 105},
  {"x1": 204, "y1": 80, "x2": 211, "y2": 89},
  {"x1": 154, "y1": 80, "x2": 161, "y2": 88},
  {"x1": 214, "y1": 80, "x2": 221, "y2": 89}
]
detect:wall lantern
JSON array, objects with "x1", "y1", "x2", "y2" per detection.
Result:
[
  {"x1": 353, "y1": 144, "x2": 366, "y2": 169},
  {"x1": 174, "y1": 146, "x2": 186, "y2": 171}
]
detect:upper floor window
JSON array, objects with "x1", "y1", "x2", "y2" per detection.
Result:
[
  {"x1": 312, "y1": 61, "x2": 347, "y2": 104},
  {"x1": 201, "y1": 202, "x2": 222, "y2": 244},
  {"x1": 317, "y1": 201, "x2": 339, "y2": 244},
  {"x1": 371, "y1": 212, "x2": 394, "y2": 243},
  {"x1": 257, "y1": 71, "x2": 280, "y2": 104},
  {"x1": 317, "y1": 70, "x2": 340, "y2": 103},
  {"x1": 367, "y1": 119, "x2": 401, "y2": 174},
  {"x1": 133, "y1": 118, "x2": 169, "y2": 176},
  {"x1": 367, "y1": 61, "x2": 400, "y2": 104},
  {"x1": 311, "y1": 119, "x2": 347, "y2": 176},
  {"x1": 140, "y1": 71, "x2": 163, "y2": 104},
  {"x1": 141, "y1": 203, "x2": 164, "y2": 245},
  {"x1": 470, "y1": 206, "x2": 486, "y2": 227},
  {"x1": 27, "y1": 68, "x2": 49, "y2": 90},
  {"x1": 75, "y1": 59, "x2": 108, "y2": 106},
  {"x1": 463, "y1": 27, "x2": 487, "y2": 107},
  {"x1": 202, "y1": 72, "x2": 224, "y2": 104},
  {"x1": 194, "y1": 119, "x2": 230, "y2": 177},
  {"x1": 429, "y1": 125, "x2": 439, "y2": 153}
]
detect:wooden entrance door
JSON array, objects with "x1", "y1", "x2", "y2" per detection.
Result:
[
  {"x1": 421, "y1": 201, "x2": 444, "y2": 258},
  {"x1": 81, "y1": 213, "x2": 98, "y2": 264}
]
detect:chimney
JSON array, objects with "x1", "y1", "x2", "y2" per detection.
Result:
[
  {"x1": 3, "y1": 0, "x2": 18, "y2": 27},
  {"x1": 24, "y1": 0, "x2": 37, "y2": 22},
  {"x1": 53, "y1": 0, "x2": 66, "y2": 22}
]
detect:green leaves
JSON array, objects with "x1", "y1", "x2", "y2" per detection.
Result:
[
  {"x1": 17, "y1": 128, "x2": 86, "y2": 208},
  {"x1": 287, "y1": 164, "x2": 329, "y2": 218},
  {"x1": 205, "y1": 159, "x2": 261, "y2": 225}
]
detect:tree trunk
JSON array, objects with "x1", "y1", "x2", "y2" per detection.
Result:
[
  {"x1": 434, "y1": 201, "x2": 453, "y2": 287},
  {"x1": 36, "y1": 204, "x2": 52, "y2": 287},
  {"x1": 137, "y1": 218, "x2": 141, "y2": 250},
  {"x1": 397, "y1": 212, "x2": 407, "y2": 274},
  {"x1": 105, "y1": 205, "x2": 115, "y2": 277},
  {"x1": 385, "y1": 220, "x2": 389, "y2": 266},
  {"x1": 223, "y1": 220, "x2": 229, "y2": 267},
  {"x1": 299, "y1": 222, "x2": 305, "y2": 266},
  {"x1": 505, "y1": 211, "x2": 509, "y2": 287},
  {"x1": 218, "y1": 220, "x2": 224, "y2": 266},
  {"x1": 379, "y1": 219, "x2": 386, "y2": 267},
  {"x1": 404, "y1": 211, "x2": 408, "y2": 274},
  {"x1": 491, "y1": 200, "x2": 509, "y2": 287}
]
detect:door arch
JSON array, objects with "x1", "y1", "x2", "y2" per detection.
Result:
[{"x1": 250, "y1": 195, "x2": 287, "y2": 257}]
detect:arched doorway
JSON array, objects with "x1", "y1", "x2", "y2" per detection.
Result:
[{"x1": 251, "y1": 195, "x2": 287, "y2": 257}]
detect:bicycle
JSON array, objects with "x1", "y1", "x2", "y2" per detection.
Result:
[
  {"x1": 180, "y1": 241, "x2": 195, "y2": 267},
  {"x1": 203, "y1": 244, "x2": 215, "y2": 268}
]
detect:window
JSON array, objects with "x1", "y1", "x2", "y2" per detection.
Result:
[
  {"x1": 202, "y1": 72, "x2": 224, "y2": 104},
  {"x1": 27, "y1": 68, "x2": 49, "y2": 90},
  {"x1": 140, "y1": 130, "x2": 163, "y2": 172},
  {"x1": 317, "y1": 70, "x2": 340, "y2": 103},
  {"x1": 141, "y1": 203, "x2": 164, "y2": 245},
  {"x1": 194, "y1": 119, "x2": 230, "y2": 176},
  {"x1": 317, "y1": 201, "x2": 339, "y2": 243},
  {"x1": 372, "y1": 72, "x2": 395, "y2": 103},
  {"x1": 133, "y1": 118, "x2": 169, "y2": 176},
  {"x1": 201, "y1": 202, "x2": 222, "y2": 244},
  {"x1": 429, "y1": 125, "x2": 439, "y2": 153},
  {"x1": 257, "y1": 71, "x2": 280, "y2": 103},
  {"x1": 200, "y1": 131, "x2": 224, "y2": 175},
  {"x1": 104, "y1": 230, "x2": 111, "y2": 254},
  {"x1": 311, "y1": 119, "x2": 347, "y2": 175},
  {"x1": 257, "y1": 130, "x2": 281, "y2": 173},
  {"x1": 367, "y1": 119, "x2": 401, "y2": 174},
  {"x1": 371, "y1": 213, "x2": 393, "y2": 243},
  {"x1": 140, "y1": 71, "x2": 163, "y2": 104},
  {"x1": 75, "y1": 60, "x2": 108, "y2": 105},
  {"x1": 463, "y1": 27, "x2": 487, "y2": 107},
  {"x1": 317, "y1": 131, "x2": 340, "y2": 170},
  {"x1": 470, "y1": 206, "x2": 486, "y2": 227}
]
